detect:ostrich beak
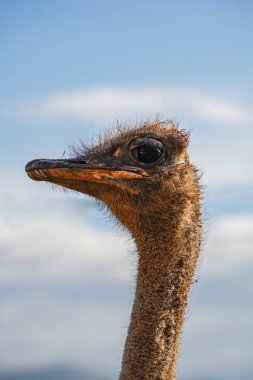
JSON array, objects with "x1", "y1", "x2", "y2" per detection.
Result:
[{"x1": 25, "y1": 158, "x2": 148, "y2": 183}]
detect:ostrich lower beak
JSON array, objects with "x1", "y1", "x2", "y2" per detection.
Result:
[{"x1": 25, "y1": 159, "x2": 148, "y2": 183}]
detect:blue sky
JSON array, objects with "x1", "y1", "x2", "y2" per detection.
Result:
[
  {"x1": 1, "y1": 0, "x2": 253, "y2": 95},
  {"x1": 0, "y1": 1, "x2": 253, "y2": 379}
]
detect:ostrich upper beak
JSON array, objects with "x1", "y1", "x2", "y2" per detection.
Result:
[{"x1": 25, "y1": 158, "x2": 148, "y2": 183}]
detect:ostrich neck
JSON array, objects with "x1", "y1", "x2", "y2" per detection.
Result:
[{"x1": 119, "y1": 199, "x2": 201, "y2": 380}]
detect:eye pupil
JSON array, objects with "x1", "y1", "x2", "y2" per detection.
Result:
[
  {"x1": 135, "y1": 144, "x2": 162, "y2": 163},
  {"x1": 129, "y1": 137, "x2": 165, "y2": 164}
]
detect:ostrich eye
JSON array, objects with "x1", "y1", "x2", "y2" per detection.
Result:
[{"x1": 128, "y1": 137, "x2": 165, "y2": 165}]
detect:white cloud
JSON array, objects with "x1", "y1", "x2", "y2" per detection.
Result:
[
  {"x1": 0, "y1": 213, "x2": 133, "y2": 286},
  {"x1": 181, "y1": 305, "x2": 253, "y2": 378},
  {"x1": 202, "y1": 215, "x2": 253, "y2": 275},
  {"x1": 20, "y1": 85, "x2": 252, "y2": 125},
  {"x1": 0, "y1": 169, "x2": 135, "y2": 286},
  {"x1": 200, "y1": 158, "x2": 253, "y2": 188}
]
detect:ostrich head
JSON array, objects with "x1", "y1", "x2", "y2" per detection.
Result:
[{"x1": 25, "y1": 121, "x2": 196, "y2": 238}]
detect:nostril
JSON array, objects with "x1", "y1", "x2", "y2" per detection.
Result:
[
  {"x1": 71, "y1": 160, "x2": 87, "y2": 165},
  {"x1": 42, "y1": 160, "x2": 54, "y2": 166}
]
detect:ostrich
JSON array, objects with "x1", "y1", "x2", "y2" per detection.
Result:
[{"x1": 25, "y1": 120, "x2": 202, "y2": 380}]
